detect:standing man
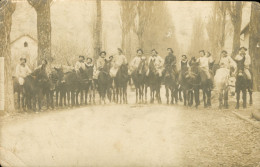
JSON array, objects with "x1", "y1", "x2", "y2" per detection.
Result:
[
  {"x1": 16, "y1": 57, "x2": 32, "y2": 85},
  {"x1": 147, "y1": 49, "x2": 164, "y2": 77},
  {"x1": 129, "y1": 48, "x2": 146, "y2": 74},
  {"x1": 110, "y1": 48, "x2": 127, "y2": 78},
  {"x1": 164, "y1": 48, "x2": 177, "y2": 75},
  {"x1": 75, "y1": 55, "x2": 86, "y2": 74}
]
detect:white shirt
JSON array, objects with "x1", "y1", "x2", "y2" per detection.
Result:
[
  {"x1": 16, "y1": 64, "x2": 31, "y2": 78},
  {"x1": 197, "y1": 56, "x2": 209, "y2": 68},
  {"x1": 148, "y1": 55, "x2": 164, "y2": 70}
]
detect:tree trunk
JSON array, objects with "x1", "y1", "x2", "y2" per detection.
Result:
[
  {"x1": 231, "y1": 2, "x2": 242, "y2": 57},
  {"x1": 0, "y1": 1, "x2": 16, "y2": 112},
  {"x1": 37, "y1": 2, "x2": 51, "y2": 65},
  {"x1": 249, "y1": 2, "x2": 260, "y2": 91},
  {"x1": 27, "y1": 0, "x2": 52, "y2": 65},
  {"x1": 220, "y1": 8, "x2": 226, "y2": 50},
  {"x1": 94, "y1": 0, "x2": 102, "y2": 61}
]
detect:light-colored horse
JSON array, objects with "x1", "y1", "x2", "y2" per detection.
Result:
[{"x1": 214, "y1": 68, "x2": 234, "y2": 109}]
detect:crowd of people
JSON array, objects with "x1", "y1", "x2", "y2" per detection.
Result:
[{"x1": 14, "y1": 45, "x2": 252, "y2": 109}]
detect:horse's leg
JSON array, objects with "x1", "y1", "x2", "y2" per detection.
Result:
[
  {"x1": 139, "y1": 87, "x2": 142, "y2": 103},
  {"x1": 208, "y1": 90, "x2": 211, "y2": 107},
  {"x1": 135, "y1": 87, "x2": 138, "y2": 104},
  {"x1": 194, "y1": 89, "x2": 199, "y2": 108},
  {"x1": 236, "y1": 91, "x2": 240, "y2": 109},
  {"x1": 17, "y1": 90, "x2": 20, "y2": 109},
  {"x1": 125, "y1": 86, "x2": 128, "y2": 104},
  {"x1": 249, "y1": 88, "x2": 253, "y2": 105},
  {"x1": 85, "y1": 89, "x2": 88, "y2": 105},
  {"x1": 171, "y1": 88, "x2": 174, "y2": 104},
  {"x1": 174, "y1": 88, "x2": 178, "y2": 104},
  {"x1": 203, "y1": 89, "x2": 207, "y2": 108},
  {"x1": 145, "y1": 86, "x2": 148, "y2": 103},
  {"x1": 179, "y1": 87, "x2": 183, "y2": 102},
  {"x1": 224, "y1": 89, "x2": 229, "y2": 109},
  {"x1": 150, "y1": 89, "x2": 153, "y2": 104},
  {"x1": 183, "y1": 89, "x2": 187, "y2": 106},
  {"x1": 243, "y1": 89, "x2": 247, "y2": 109},
  {"x1": 59, "y1": 90, "x2": 63, "y2": 107},
  {"x1": 219, "y1": 90, "x2": 223, "y2": 109},
  {"x1": 166, "y1": 86, "x2": 169, "y2": 104}
]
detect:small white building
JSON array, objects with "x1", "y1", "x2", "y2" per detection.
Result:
[{"x1": 11, "y1": 34, "x2": 38, "y2": 76}]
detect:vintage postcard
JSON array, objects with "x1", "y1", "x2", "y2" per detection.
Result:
[{"x1": 0, "y1": 0, "x2": 260, "y2": 166}]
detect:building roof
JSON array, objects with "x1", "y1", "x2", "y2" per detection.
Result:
[
  {"x1": 11, "y1": 34, "x2": 37, "y2": 45},
  {"x1": 240, "y1": 23, "x2": 249, "y2": 35}
]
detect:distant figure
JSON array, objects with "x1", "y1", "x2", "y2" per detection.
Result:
[
  {"x1": 234, "y1": 47, "x2": 251, "y2": 81},
  {"x1": 110, "y1": 48, "x2": 127, "y2": 78},
  {"x1": 75, "y1": 55, "x2": 86, "y2": 74},
  {"x1": 147, "y1": 49, "x2": 164, "y2": 77},
  {"x1": 129, "y1": 48, "x2": 146, "y2": 74},
  {"x1": 15, "y1": 57, "x2": 32, "y2": 85}
]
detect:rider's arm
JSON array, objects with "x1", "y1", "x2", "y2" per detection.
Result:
[
  {"x1": 75, "y1": 61, "x2": 80, "y2": 71},
  {"x1": 26, "y1": 65, "x2": 32, "y2": 74},
  {"x1": 244, "y1": 55, "x2": 251, "y2": 68},
  {"x1": 15, "y1": 65, "x2": 21, "y2": 77}
]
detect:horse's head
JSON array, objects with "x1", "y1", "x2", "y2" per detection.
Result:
[
  {"x1": 30, "y1": 67, "x2": 49, "y2": 84},
  {"x1": 53, "y1": 67, "x2": 65, "y2": 84}
]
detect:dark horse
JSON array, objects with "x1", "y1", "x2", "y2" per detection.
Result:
[
  {"x1": 131, "y1": 59, "x2": 147, "y2": 104},
  {"x1": 147, "y1": 59, "x2": 162, "y2": 104},
  {"x1": 179, "y1": 63, "x2": 193, "y2": 106},
  {"x1": 22, "y1": 67, "x2": 49, "y2": 111},
  {"x1": 186, "y1": 57, "x2": 201, "y2": 108},
  {"x1": 97, "y1": 59, "x2": 113, "y2": 104},
  {"x1": 234, "y1": 56, "x2": 252, "y2": 109},
  {"x1": 115, "y1": 64, "x2": 129, "y2": 104},
  {"x1": 198, "y1": 65, "x2": 213, "y2": 108},
  {"x1": 164, "y1": 66, "x2": 178, "y2": 104},
  {"x1": 76, "y1": 65, "x2": 94, "y2": 105}
]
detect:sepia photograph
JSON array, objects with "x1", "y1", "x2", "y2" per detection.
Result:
[{"x1": 0, "y1": 0, "x2": 260, "y2": 166}]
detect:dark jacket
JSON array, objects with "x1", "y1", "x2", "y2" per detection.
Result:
[{"x1": 164, "y1": 53, "x2": 176, "y2": 71}]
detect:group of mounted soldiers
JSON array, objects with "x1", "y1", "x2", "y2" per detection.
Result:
[{"x1": 13, "y1": 45, "x2": 252, "y2": 111}]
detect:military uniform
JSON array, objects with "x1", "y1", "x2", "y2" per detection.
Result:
[
  {"x1": 164, "y1": 53, "x2": 177, "y2": 73},
  {"x1": 147, "y1": 55, "x2": 164, "y2": 76},
  {"x1": 16, "y1": 64, "x2": 32, "y2": 85},
  {"x1": 110, "y1": 54, "x2": 127, "y2": 77},
  {"x1": 234, "y1": 54, "x2": 251, "y2": 80},
  {"x1": 129, "y1": 56, "x2": 146, "y2": 74},
  {"x1": 75, "y1": 60, "x2": 86, "y2": 73}
]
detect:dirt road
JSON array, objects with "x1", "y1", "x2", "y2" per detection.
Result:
[{"x1": 1, "y1": 102, "x2": 260, "y2": 166}]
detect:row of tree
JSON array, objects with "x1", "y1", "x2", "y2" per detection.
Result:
[{"x1": 0, "y1": 0, "x2": 178, "y2": 112}]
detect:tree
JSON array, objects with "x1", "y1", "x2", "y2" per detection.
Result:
[
  {"x1": 189, "y1": 16, "x2": 208, "y2": 57},
  {"x1": 249, "y1": 2, "x2": 260, "y2": 91},
  {"x1": 0, "y1": 0, "x2": 16, "y2": 112},
  {"x1": 227, "y1": 1, "x2": 243, "y2": 57},
  {"x1": 119, "y1": 1, "x2": 136, "y2": 60},
  {"x1": 27, "y1": 0, "x2": 52, "y2": 65},
  {"x1": 133, "y1": 1, "x2": 155, "y2": 48},
  {"x1": 93, "y1": 0, "x2": 102, "y2": 61},
  {"x1": 206, "y1": 2, "x2": 229, "y2": 59}
]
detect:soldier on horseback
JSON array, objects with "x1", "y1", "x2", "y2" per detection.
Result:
[
  {"x1": 164, "y1": 48, "x2": 177, "y2": 76},
  {"x1": 110, "y1": 48, "x2": 127, "y2": 83},
  {"x1": 129, "y1": 48, "x2": 146, "y2": 74},
  {"x1": 75, "y1": 55, "x2": 86, "y2": 74},
  {"x1": 234, "y1": 47, "x2": 251, "y2": 83},
  {"x1": 218, "y1": 50, "x2": 236, "y2": 74},
  {"x1": 94, "y1": 51, "x2": 107, "y2": 80},
  {"x1": 146, "y1": 49, "x2": 164, "y2": 77},
  {"x1": 15, "y1": 57, "x2": 32, "y2": 86},
  {"x1": 178, "y1": 54, "x2": 189, "y2": 84},
  {"x1": 197, "y1": 50, "x2": 214, "y2": 90}
]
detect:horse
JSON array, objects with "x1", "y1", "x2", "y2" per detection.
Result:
[
  {"x1": 114, "y1": 64, "x2": 129, "y2": 104},
  {"x1": 234, "y1": 57, "x2": 248, "y2": 109},
  {"x1": 186, "y1": 57, "x2": 201, "y2": 108},
  {"x1": 198, "y1": 65, "x2": 213, "y2": 108},
  {"x1": 23, "y1": 67, "x2": 49, "y2": 111},
  {"x1": 214, "y1": 66, "x2": 233, "y2": 109},
  {"x1": 146, "y1": 59, "x2": 162, "y2": 104},
  {"x1": 97, "y1": 59, "x2": 113, "y2": 104},
  {"x1": 164, "y1": 66, "x2": 178, "y2": 104},
  {"x1": 76, "y1": 65, "x2": 94, "y2": 105},
  {"x1": 131, "y1": 59, "x2": 147, "y2": 104},
  {"x1": 179, "y1": 63, "x2": 193, "y2": 106},
  {"x1": 13, "y1": 76, "x2": 25, "y2": 110}
]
